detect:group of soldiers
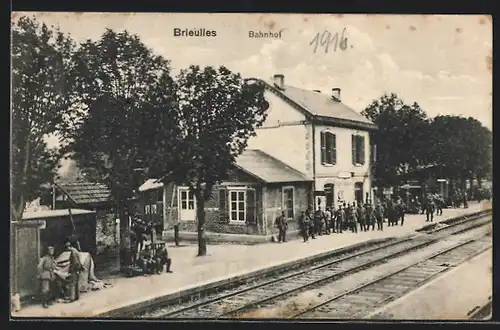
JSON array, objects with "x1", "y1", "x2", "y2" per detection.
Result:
[{"x1": 274, "y1": 194, "x2": 446, "y2": 244}]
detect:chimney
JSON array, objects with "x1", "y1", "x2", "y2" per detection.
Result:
[
  {"x1": 273, "y1": 74, "x2": 285, "y2": 90},
  {"x1": 332, "y1": 88, "x2": 341, "y2": 101}
]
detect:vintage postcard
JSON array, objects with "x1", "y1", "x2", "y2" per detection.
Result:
[{"x1": 10, "y1": 12, "x2": 492, "y2": 320}]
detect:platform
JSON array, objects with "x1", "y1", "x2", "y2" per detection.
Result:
[{"x1": 11, "y1": 201, "x2": 491, "y2": 318}]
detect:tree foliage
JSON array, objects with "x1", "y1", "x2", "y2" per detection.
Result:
[
  {"x1": 66, "y1": 29, "x2": 178, "y2": 203},
  {"x1": 361, "y1": 93, "x2": 431, "y2": 187},
  {"x1": 166, "y1": 66, "x2": 268, "y2": 256},
  {"x1": 11, "y1": 16, "x2": 75, "y2": 221},
  {"x1": 429, "y1": 115, "x2": 492, "y2": 185}
]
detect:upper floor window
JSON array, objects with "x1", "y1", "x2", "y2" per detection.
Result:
[
  {"x1": 352, "y1": 134, "x2": 366, "y2": 165},
  {"x1": 320, "y1": 131, "x2": 337, "y2": 165}
]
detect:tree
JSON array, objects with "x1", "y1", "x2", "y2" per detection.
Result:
[
  {"x1": 11, "y1": 15, "x2": 76, "y2": 296},
  {"x1": 429, "y1": 115, "x2": 492, "y2": 191},
  {"x1": 11, "y1": 16, "x2": 76, "y2": 222},
  {"x1": 168, "y1": 66, "x2": 268, "y2": 256},
  {"x1": 361, "y1": 93, "x2": 431, "y2": 188},
  {"x1": 65, "y1": 29, "x2": 178, "y2": 266}
]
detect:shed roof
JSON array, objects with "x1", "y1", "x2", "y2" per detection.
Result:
[
  {"x1": 56, "y1": 181, "x2": 112, "y2": 205},
  {"x1": 263, "y1": 81, "x2": 377, "y2": 130},
  {"x1": 22, "y1": 209, "x2": 95, "y2": 220},
  {"x1": 235, "y1": 149, "x2": 312, "y2": 183}
]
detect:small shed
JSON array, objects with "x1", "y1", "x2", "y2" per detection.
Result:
[{"x1": 23, "y1": 209, "x2": 97, "y2": 257}]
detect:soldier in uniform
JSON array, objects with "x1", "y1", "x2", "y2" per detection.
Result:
[
  {"x1": 139, "y1": 244, "x2": 157, "y2": 273},
  {"x1": 366, "y1": 202, "x2": 376, "y2": 231},
  {"x1": 425, "y1": 195, "x2": 436, "y2": 222},
  {"x1": 37, "y1": 246, "x2": 56, "y2": 308},
  {"x1": 375, "y1": 202, "x2": 384, "y2": 231},
  {"x1": 334, "y1": 205, "x2": 344, "y2": 234},
  {"x1": 306, "y1": 208, "x2": 315, "y2": 239},
  {"x1": 313, "y1": 207, "x2": 325, "y2": 236},
  {"x1": 274, "y1": 211, "x2": 288, "y2": 243},
  {"x1": 324, "y1": 206, "x2": 332, "y2": 234},
  {"x1": 435, "y1": 194, "x2": 444, "y2": 216},
  {"x1": 298, "y1": 210, "x2": 310, "y2": 242},
  {"x1": 348, "y1": 203, "x2": 358, "y2": 233},
  {"x1": 396, "y1": 198, "x2": 406, "y2": 226},
  {"x1": 356, "y1": 202, "x2": 367, "y2": 232},
  {"x1": 63, "y1": 238, "x2": 83, "y2": 303},
  {"x1": 155, "y1": 244, "x2": 173, "y2": 274},
  {"x1": 386, "y1": 199, "x2": 393, "y2": 226}
]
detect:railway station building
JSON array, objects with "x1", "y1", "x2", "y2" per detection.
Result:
[{"x1": 146, "y1": 74, "x2": 377, "y2": 239}]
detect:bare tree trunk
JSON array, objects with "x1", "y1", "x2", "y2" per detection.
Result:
[{"x1": 195, "y1": 191, "x2": 207, "y2": 256}]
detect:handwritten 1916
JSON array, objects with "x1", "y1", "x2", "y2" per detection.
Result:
[{"x1": 309, "y1": 28, "x2": 350, "y2": 54}]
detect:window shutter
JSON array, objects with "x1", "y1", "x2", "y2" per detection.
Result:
[
  {"x1": 246, "y1": 189, "x2": 256, "y2": 224},
  {"x1": 320, "y1": 132, "x2": 326, "y2": 164},
  {"x1": 351, "y1": 134, "x2": 357, "y2": 164},
  {"x1": 331, "y1": 134, "x2": 337, "y2": 164},
  {"x1": 219, "y1": 188, "x2": 229, "y2": 223},
  {"x1": 360, "y1": 136, "x2": 366, "y2": 164},
  {"x1": 325, "y1": 133, "x2": 331, "y2": 164}
]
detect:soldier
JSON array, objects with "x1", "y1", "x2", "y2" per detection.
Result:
[
  {"x1": 386, "y1": 199, "x2": 395, "y2": 226},
  {"x1": 355, "y1": 202, "x2": 363, "y2": 231},
  {"x1": 155, "y1": 244, "x2": 173, "y2": 274},
  {"x1": 139, "y1": 244, "x2": 156, "y2": 274},
  {"x1": 63, "y1": 238, "x2": 83, "y2": 303},
  {"x1": 366, "y1": 202, "x2": 376, "y2": 231},
  {"x1": 274, "y1": 211, "x2": 288, "y2": 243},
  {"x1": 298, "y1": 210, "x2": 310, "y2": 242},
  {"x1": 396, "y1": 198, "x2": 406, "y2": 226},
  {"x1": 435, "y1": 194, "x2": 444, "y2": 216},
  {"x1": 314, "y1": 207, "x2": 325, "y2": 236},
  {"x1": 324, "y1": 206, "x2": 332, "y2": 234},
  {"x1": 37, "y1": 246, "x2": 56, "y2": 308},
  {"x1": 463, "y1": 191, "x2": 468, "y2": 209},
  {"x1": 348, "y1": 203, "x2": 358, "y2": 233},
  {"x1": 306, "y1": 208, "x2": 316, "y2": 239},
  {"x1": 334, "y1": 205, "x2": 344, "y2": 234},
  {"x1": 375, "y1": 202, "x2": 384, "y2": 231},
  {"x1": 425, "y1": 195, "x2": 436, "y2": 222}
]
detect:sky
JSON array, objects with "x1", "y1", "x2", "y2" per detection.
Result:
[{"x1": 13, "y1": 12, "x2": 493, "y2": 169}]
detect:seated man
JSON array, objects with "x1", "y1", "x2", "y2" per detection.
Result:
[
  {"x1": 138, "y1": 244, "x2": 156, "y2": 274},
  {"x1": 155, "y1": 244, "x2": 173, "y2": 274}
]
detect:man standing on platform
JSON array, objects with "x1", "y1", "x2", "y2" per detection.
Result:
[
  {"x1": 274, "y1": 211, "x2": 288, "y2": 243},
  {"x1": 298, "y1": 210, "x2": 310, "y2": 242},
  {"x1": 306, "y1": 207, "x2": 315, "y2": 239},
  {"x1": 324, "y1": 206, "x2": 332, "y2": 234},
  {"x1": 37, "y1": 246, "x2": 56, "y2": 308},
  {"x1": 313, "y1": 206, "x2": 325, "y2": 236},
  {"x1": 64, "y1": 238, "x2": 83, "y2": 303}
]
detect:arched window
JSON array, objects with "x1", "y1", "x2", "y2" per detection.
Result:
[{"x1": 320, "y1": 131, "x2": 337, "y2": 165}]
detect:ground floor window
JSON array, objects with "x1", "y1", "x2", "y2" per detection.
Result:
[
  {"x1": 282, "y1": 187, "x2": 294, "y2": 219},
  {"x1": 229, "y1": 189, "x2": 246, "y2": 223},
  {"x1": 355, "y1": 182, "x2": 364, "y2": 204}
]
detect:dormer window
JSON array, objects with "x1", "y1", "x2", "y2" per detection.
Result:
[{"x1": 320, "y1": 131, "x2": 337, "y2": 165}]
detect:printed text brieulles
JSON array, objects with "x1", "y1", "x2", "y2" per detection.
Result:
[{"x1": 173, "y1": 28, "x2": 217, "y2": 37}]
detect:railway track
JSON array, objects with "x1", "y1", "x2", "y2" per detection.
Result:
[
  {"x1": 133, "y1": 212, "x2": 491, "y2": 319},
  {"x1": 296, "y1": 235, "x2": 492, "y2": 319}
]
